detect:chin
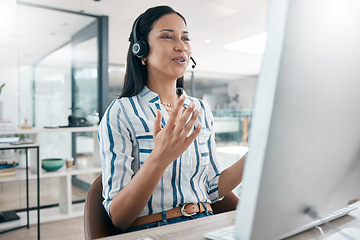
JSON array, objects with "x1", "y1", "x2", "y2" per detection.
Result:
[
  {"x1": 173, "y1": 68, "x2": 188, "y2": 79},
  {"x1": 160, "y1": 65, "x2": 188, "y2": 80},
  {"x1": 173, "y1": 74, "x2": 185, "y2": 80}
]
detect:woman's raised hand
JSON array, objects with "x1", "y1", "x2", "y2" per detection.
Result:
[{"x1": 152, "y1": 95, "x2": 202, "y2": 168}]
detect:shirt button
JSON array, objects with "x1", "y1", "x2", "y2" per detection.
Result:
[{"x1": 181, "y1": 181, "x2": 187, "y2": 186}]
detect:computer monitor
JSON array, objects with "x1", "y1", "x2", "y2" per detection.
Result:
[{"x1": 234, "y1": 0, "x2": 360, "y2": 239}]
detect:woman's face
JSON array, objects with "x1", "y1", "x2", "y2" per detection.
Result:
[{"x1": 146, "y1": 13, "x2": 191, "y2": 81}]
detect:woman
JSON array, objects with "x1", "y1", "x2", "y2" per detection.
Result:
[{"x1": 98, "y1": 5, "x2": 245, "y2": 232}]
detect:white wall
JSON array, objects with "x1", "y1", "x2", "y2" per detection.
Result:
[{"x1": 0, "y1": 0, "x2": 19, "y2": 126}]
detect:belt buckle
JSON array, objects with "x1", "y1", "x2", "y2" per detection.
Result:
[{"x1": 181, "y1": 203, "x2": 197, "y2": 217}]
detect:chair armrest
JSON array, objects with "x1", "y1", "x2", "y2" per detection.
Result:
[{"x1": 211, "y1": 191, "x2": 239, "y2": 214}]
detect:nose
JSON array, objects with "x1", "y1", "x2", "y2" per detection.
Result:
[{"x1": 174, "y1": 39, "x2": 187, "y2": 52}]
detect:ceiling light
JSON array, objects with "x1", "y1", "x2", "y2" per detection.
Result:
[
  {"x1": 205, "y1": 39, "x2": 211, "y2": 44},
  {"x1": 224, "y1": 32, "x2": 267, "y2": 55}
]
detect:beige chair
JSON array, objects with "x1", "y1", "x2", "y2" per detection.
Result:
[{"x1": 84, "y1": 174, "x2": 239, "y2": 240}]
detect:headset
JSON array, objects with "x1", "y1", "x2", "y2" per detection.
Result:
[
  {"x1": 131, "y1": 15, "x2": 149, "y2": 58},
  {"x1": 131, "y1": 15, "x2": 196, "y2": 68}
]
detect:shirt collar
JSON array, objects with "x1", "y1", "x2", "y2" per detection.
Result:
[{"x1": 139, "y1": 86, "x2": 191, "y2": 108}]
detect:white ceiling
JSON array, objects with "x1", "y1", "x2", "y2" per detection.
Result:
[{"x1": 18, "y1": 0, "x2": 269, "y2": 76}]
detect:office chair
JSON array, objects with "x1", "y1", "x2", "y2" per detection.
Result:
[
  {"x1": 211, "y1": 191, "x2": 239, "y2": 214},
  {"x1": 84, "y1": 174, "x2": 239, "y2": 239},
  {"x1": 84, "y1": 174, "x2": 119, "y2": 240}
]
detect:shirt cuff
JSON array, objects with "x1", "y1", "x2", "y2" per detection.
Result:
[{"x1": 208, "y1": 174, "x2": 221, "y2": 202}]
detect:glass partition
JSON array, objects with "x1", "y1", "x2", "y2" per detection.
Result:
[
  {"x1": 16, "y1": 5, "x2": 99, "y2": 162},
  {"x1": 18, "y1": 5, "x2": 98, "y2": 129},
  {"x1": 183, "y1": 71, "x2": 256, "y2": 183},
  {"x1": 71, "y1": 22, "x2": 99, "y2": 119},
  {"x1": 108, "y1": 64, "x2": 125, "y2": 102},
  {"x1": 32, "y1": 44, "x2": 72, "y2": 127},
  {"x1": 0, "y1": 1, "x2": 109, "y2": 217}
]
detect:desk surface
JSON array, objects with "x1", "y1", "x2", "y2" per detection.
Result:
[{"x1": 102, "y1": 202, "x2": 360, "y2": 240}]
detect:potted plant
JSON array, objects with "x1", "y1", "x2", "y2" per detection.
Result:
[{"x1": 0, "y1": 83, "x2": 5, "y2": 119}]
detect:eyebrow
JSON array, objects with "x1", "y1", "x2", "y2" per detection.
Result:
[{"x1": 159, "y1": 29, "x2": 189, "y2": 34}]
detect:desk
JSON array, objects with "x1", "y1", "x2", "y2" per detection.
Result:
[{"x1": 101, "y1": 202, "x2": 360, "y2": 240}]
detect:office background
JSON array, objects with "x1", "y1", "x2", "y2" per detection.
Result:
[{"x1": 0, "y1": 0, "x2": 267, "y2": 238}]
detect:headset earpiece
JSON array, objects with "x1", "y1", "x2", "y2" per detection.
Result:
[
  {"x1": 132, "y1": 40, "x2": 148, "y2": 58},
  {"x1": 132, "y1": 16, "x2": 149, "y2": 58}
]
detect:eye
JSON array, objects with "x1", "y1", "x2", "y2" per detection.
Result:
[
  {"x1": 161, "y1": 35, "x2": 172, "y2": 39},
  {"x1": 182, "y1": 37, "x2": 190, "y2": 41}
]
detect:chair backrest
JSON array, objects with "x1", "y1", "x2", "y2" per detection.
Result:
[
  {"x1": 84, "y1": 174, "x2": 119, "y2": 240},
  {"x1": 84, "y1": 174, "x2": 238, "y2": 239}
]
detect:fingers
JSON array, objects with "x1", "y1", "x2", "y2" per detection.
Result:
[
  {"x1": 185, "y1": 123, "x2": 202, "y2": 145},
  {"x1": 174, "y1": 101, "x2": 202, "y2": 143},
  {"x1": 166, "y1": 94, "x2": 185, "y2": 128},
  {"x1": 153, "y1": 109, "x2": 162, "y2": 137},
  {"x1": 175, "y1": 102, "x2": 196, "y2": 133},
  {"x1": 163, "y1": 96, "x2": 202, "y2": 146},
  {"x1": 180, "y1": 108, "x2": 199, "y2": 135}
]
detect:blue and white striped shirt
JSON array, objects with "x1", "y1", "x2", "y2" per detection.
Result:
[{"x1": 98, "y1": 86, "x2": 222, "y2": 217}]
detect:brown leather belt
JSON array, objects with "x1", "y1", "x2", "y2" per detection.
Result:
[{"x1": 130, "y1": 202, "x2": 212, "y2": 227}]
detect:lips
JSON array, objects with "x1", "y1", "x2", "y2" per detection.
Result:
[{"x1": 172, "y1": 56, "x2": 187, "y2": 65}]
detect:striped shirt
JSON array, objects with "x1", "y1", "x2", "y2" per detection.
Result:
[{"x1": 98, "y1": 86, "x2": 222, "y2": 217}]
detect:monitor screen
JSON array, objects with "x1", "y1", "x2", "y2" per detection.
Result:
[{"x1": 235, "y1": 0, "x2": 360, "y2": 239}]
